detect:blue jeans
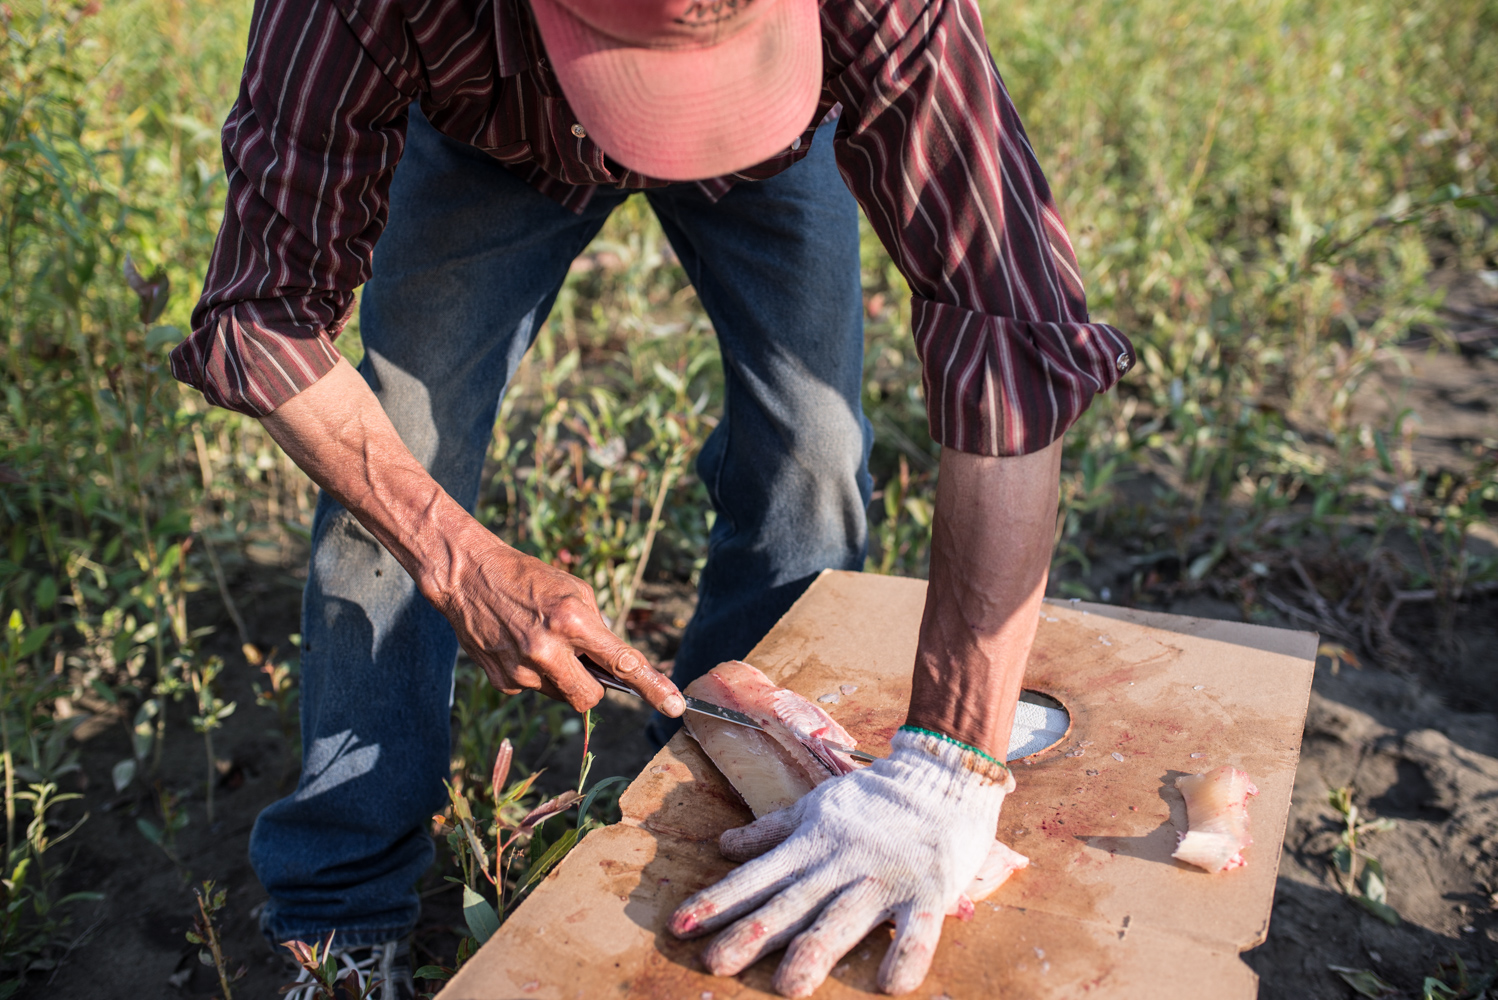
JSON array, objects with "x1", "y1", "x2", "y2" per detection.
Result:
[{"x1": 249, "y1": 106, "x2": 871, "y2": 946}]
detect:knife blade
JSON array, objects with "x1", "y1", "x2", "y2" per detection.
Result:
[{"x1": 585, "y1": 664, "x2": 877, "y2": 764}]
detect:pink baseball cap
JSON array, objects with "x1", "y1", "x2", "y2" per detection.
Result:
[{"x1": 527, "y1": 0, "x2": 823, "y2": 181}]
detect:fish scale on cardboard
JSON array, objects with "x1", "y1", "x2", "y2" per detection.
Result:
[{"x1": 440, "y1": 570, "x2": 1316, "y2": 999}]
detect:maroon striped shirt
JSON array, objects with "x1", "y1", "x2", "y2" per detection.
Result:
[{"x1": 172, "y1": 0, "x2": 1133, "y2": 456}]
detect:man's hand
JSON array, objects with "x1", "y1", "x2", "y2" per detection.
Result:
[
  {"x1": 429, "y1": 525, "x2": 683, "y2": 712},
  {"x1": 259, "y1": 359, "x2": 684, "y2": 716},
  {"x1": 669, "y1": 730, "x2": 1014, "y2": 997}
]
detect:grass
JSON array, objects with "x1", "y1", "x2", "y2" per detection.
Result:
[{"x1": 0, "y1": 0, "x2": 1495, "y2": 989}]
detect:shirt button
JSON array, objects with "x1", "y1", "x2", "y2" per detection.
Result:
[
  {"x1": 1116, "y1": 352, "x2": 1131, "y2": 373},
  {"x1": 571, "y1": 123, "x2": 587, "y2": 139},
  {"x1": 790, "y1": 136, "x2": 802, "y2": 151}
]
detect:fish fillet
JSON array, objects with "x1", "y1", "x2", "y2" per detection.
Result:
[
  {"x1": 684, "y1": 660, "x2": 1029, "y2": 907},
  {"x1": 947, "y1": 840, "x2": 1031, "y2": 918},
  {"x1": 684, "y1": 661, "x2": 859, "y2": 817},
  {"x1": 1172, "y1": 765, "x2": 1258, "y2": 873}
]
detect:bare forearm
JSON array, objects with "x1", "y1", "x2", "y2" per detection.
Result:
[
  {"x1": 256, "y1": 359, "x2": 682, "y2": 714},
  {"x1": 905, "y1": 441, "x2": 1062, "y2": 759},
  {"x1": 257, "y1": 358, "x2": 481, "y2": 602}
]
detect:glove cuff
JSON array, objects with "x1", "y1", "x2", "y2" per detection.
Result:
[{"x1": 894, "y1": 726, "x2": 1017, "y2": 793}]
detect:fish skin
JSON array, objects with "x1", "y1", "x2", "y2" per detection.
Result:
[
  {"x1": 768, "y1": 688, "x2": 859, "y2": 775},
  {"x1": 686, "y1": 662, "x2": 859, "y2": 794}
]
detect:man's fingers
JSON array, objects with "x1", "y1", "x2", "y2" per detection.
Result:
[
  {"x1": 720, "y1": 804, "x2": 801, "y2": 862},
  {"x1": 668, "y1": 845, "x2": 800, "y2": 939},
  {"x1": 774, "y1": 878, "x2": 892, "y2": 998},
  {"x1": 485, "y1": 647, "x2": 604, "y2": 713},
  {"x1": 700, "y1": 873, "x2": 837, "y2": 978},
  {"x1": 543, "y1": 652, "x2": 606, "y2": 713},
  {"x1": 572, "y1": 627, "x2": 683, "y2": 716},
  {"x1": 475, "y1": 655, "x2": 540, "y2": 695},
  {"x1": 534, "y1": 675, "x2": 599, "y2": 711},
  {"x1": 877, "y1": 902, "x2": 945, "y2": 996}
]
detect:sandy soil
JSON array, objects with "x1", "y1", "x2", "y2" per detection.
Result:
[
  {"x1": 33, "y1": 334, "x2": 1498, "y2": 998},
  {"x1": 1245, "y1": 633, "x2": 1498, "y2": 996}
]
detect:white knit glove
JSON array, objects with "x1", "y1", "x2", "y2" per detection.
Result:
[{"x1": 668, "y1": 728, "x2": 1016, "y2": 997}]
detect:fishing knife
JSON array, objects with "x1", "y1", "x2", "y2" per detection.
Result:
[{"x1": 585, "y1": 664, "x2": 877, "y2": 763}]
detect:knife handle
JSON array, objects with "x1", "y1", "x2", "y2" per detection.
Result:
[{"x1": 583, "y1": 661, "x2": 639, "y2": 696}]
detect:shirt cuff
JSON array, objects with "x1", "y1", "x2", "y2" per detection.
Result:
[
  {"x1": 170, "y1": 306, "x2": 347, "y2": 417},
  {"x1": 912, "y1": 297, "x2": 1135, "y2": 457}
]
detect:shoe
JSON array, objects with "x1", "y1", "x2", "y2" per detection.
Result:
[{"x1": 282, "y1": 938, "x2": 415, "y2": 1000}]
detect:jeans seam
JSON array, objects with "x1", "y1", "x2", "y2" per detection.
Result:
[{"x1": 698, "y1": 403, "x2": 735, "y2": 611}]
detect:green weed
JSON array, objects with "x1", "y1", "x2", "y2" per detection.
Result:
[
  {"x1": 187, "y1": 655, "x2": 234, "y2": 823},
  {"x1": 136, "y1": 780, "x2": 188, "y2": 869},
  {"x1": 1328, "y1": 785, "x2": 1400, "y2": 926},
  {"x1": 279, "y1": 932, "x2": 381, "y2": 1000},
  {"x1": 186, "y1": 879, "x2": 245, "y2": 999},
  {"x1": 420, "y1": 738, "x2": 628, "y2": 989},
  {"x1": 1330, "y1": 953, "x2": 1498, "y2": 1000}
]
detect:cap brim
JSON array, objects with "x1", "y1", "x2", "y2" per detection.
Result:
[{"x1": 529, "y1": 0, "x2": 822, "y2": 181}]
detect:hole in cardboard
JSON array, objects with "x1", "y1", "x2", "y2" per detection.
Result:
[{"x1": 1009, "y1": 689, "x2": 1071, "y2": 760}]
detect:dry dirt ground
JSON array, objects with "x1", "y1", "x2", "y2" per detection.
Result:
[
  {"x1": 1246, "y1": 650, "x2": 1498, "y2": 997},
  {"x1": 33, "y1": 333, "x2": 1498, "y2": 999}
]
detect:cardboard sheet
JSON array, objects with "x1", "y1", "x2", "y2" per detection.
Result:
[{"x1": 442, "y1": 570, "x2": 1317, "y2": 999}]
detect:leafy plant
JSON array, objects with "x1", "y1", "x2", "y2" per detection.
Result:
[
  {"x1": 1331, "y1": 954, "x2": 1498, "y2": 1000},
  {"x1": 1328, "y1": 785, "x2": 1399, "y2": 925},
  {"x1": 249, "y1": 643, "x2": 300, "y2": 752},
  {"x1": 576, "y1": 708, "x2": 597, "y2": 793},
  {"x1": 137, "y1": 781, "x2": 189, "y2": 868},
  {"x1": 188, "y1": 655, "x2": 235, "y2": 822},
  {"x1": 1423, "y1": 953, "x2": 1498, "y2": 1000},
  {"x1": 421, "y1": 739, "x2": 627, "y2": 990},
  {"x1": 412, "y1": 936, "x2": 477, "y2": 1000},
  {"x1": 870, "y1": 456, "x2": 934, "y2": 577},
  {"x1": 186, "y1": 880, "x2": 245, "y2": 1000},
  {"x1": 279, "y1": 933, "x2": 380, "y2": 1000},
  {"x1": 1329, "y1": 965, "x2": 1399, "y2": 999},
  {"x1": 1, "y1": 612, "x2": 53, "y2": 859},
  {"x1": 2, "y1": 0, "x2": 1497, "y2": 984},
  {"x1": 0, "y1": 780, "x2": 100, "y2": 986},
  {"x1": 112, "y1": 697, "x2": 159, "y2": 795}
]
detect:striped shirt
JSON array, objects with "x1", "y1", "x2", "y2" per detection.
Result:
[{"x1": 172, "y1": 0, "x2": 1134, "y2": 456}]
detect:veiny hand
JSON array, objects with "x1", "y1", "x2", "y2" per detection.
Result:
[
  {"x1": 255, "y1": 359, "x2": 682, "y2": 717},
  {"x1": 428, "y1": 527, "x2": 683, "y2": 716},
  {"x1": 669, "y1": 729, "x2": 1014, "y2": 997}
]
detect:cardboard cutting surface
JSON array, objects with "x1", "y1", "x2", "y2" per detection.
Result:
[{"x1": 442, "y1": 571, "x2": 1317, "y2": 999}]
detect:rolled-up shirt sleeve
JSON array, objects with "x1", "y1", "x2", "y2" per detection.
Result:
[
  {"x1": 172, "y1": 0, "x2": 413, "y2": 415},
  {"x1": 824, "y1": 0, "x2": 1134, "y2": 456}
]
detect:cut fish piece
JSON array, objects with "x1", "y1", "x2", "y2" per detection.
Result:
[
  {"x1": 948, "y1": 840, "x2": 1031, "y2": 917},
  {"x1": 1172, "y1": 765, "x2": 1259, "y2": 873},
  {"x1": 682, "y1": 709, "x2": 817, "y2": 817},
  {"x1": 684, "y1": 662, "x2": 860, "y2": 820},
  {"x1": 966, "y1": 839, "x2": 1031, "y2": 902}
]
